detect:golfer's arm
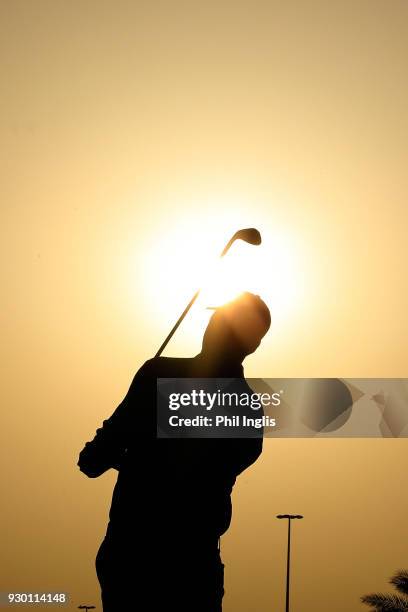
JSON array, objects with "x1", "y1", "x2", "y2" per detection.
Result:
[
  {"x1": 77, "y1": 360, "x2": 152, "y2": 478},
  {"x1": 220, "y1": 380, "x2": 263, "y2": 476},
  {"x1": 224, "y1": 437, "x2": 263, "y2": 477},
  {"x1": 188, "y1": 437, "x2": 263, "y2": 485}
]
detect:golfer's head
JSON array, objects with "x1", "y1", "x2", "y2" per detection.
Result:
[{"x1": 202, "y1": 292, "x2": 271, "y2": 359}]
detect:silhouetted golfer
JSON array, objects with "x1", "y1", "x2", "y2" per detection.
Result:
[{"x1": 78, "y1": 292, "x2": 271, "y2": 611}]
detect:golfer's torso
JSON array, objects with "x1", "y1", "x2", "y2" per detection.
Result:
[{"x1": 107, "y1": 356, "x2": 242, "y2": 539}]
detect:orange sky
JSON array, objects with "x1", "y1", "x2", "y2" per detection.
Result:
[{"x1": 1, "y1": 1, "x2": 408, "y2": 610}]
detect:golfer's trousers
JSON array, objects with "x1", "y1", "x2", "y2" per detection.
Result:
[{"x1": 96, "y1": 534, "x2": 224, "y2": 611}]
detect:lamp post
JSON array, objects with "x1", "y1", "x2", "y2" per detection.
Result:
[{"x1": 276, "y1": 514, "x2": 304, "y2": 612}]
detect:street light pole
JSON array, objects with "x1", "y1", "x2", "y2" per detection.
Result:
[{"x1": 276, "y1": 514, "x2": 304, "y2": 612}]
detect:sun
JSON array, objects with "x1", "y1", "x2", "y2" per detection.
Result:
[{"x1": 136, "y1": 210, "x2": 305, "y2": 343}]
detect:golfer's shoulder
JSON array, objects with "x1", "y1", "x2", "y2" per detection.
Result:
[{"x1": 136, "y1": 356, "x2": 194, "y2": 378}]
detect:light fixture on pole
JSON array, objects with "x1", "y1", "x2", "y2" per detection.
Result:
[{"x1": 276, "y1": 514, "x2": 304, "y2": 612}]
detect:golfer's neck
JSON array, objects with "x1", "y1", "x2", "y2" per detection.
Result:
[{"x1": 196, "y1": 349, "x2": 244, "y2": 374}]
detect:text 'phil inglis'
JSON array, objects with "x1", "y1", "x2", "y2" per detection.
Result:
[{"x1": 168, "y1": 415, "x2": 277, "y2": 428}]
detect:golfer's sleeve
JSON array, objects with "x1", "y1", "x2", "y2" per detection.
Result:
[{"x1": 77, "y1": 360, "x2": 152, "y2": 477}]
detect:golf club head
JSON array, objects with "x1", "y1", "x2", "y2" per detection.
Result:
[
  {"x1": 220, "y1": 227, "x2": 261, "y2": 257},
  {"x1": 233, "y1": 227, "x2": 262, "y2": 245}
]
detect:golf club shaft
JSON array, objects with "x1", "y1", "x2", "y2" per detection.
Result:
[
  {"x1": 154, "y1": 239, "x2": 235, "y2": 357},
  {"x1": 155, "y1": 289, "x2": 200, "y2": 357}
]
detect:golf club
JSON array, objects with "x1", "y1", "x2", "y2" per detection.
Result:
[{"x1": 155, "y1": 228, "x2": 261, "y2": 357}]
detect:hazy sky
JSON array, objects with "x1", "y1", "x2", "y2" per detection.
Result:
[{"x1": 1, "y1": 1, "x2": 407, "y2": 610}]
